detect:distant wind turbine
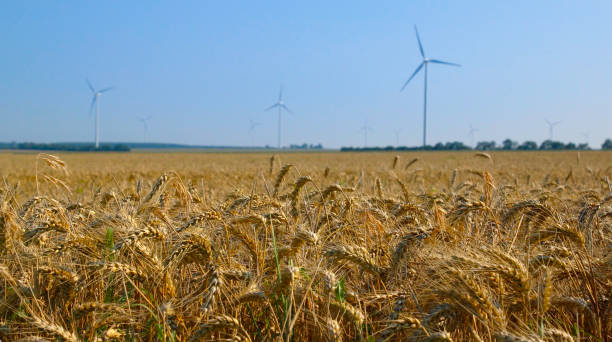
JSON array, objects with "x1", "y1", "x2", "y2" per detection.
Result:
[
  {"x1": 582, "y1": 132, "x2": 589, "y2": 144},
  {"x1": 360, "y1": 121, "x2": 374, "y2": 147},
  {"x1": 87, "y1": 79, "x2": 114, "y2": 149},
  {"x1": 468, "y1": 125, "x2": 478, "y2": 147},
  {"x1": 394, "y1": 129, "x2": 402, "y2": 146},
  {"x1": 265, "y1": 86, "x2": 293, "y2": 149},
  {"x1": 137, "y1": 116, "x2": 152, "y2": 143},
  {"x1": 248, "y1": 119, "x2": 261, "y2": 147},
  {"x1": 545, "y1": 119, "x2": 561, "y2": 140},
  {"x1": 401, "y1": 25, "x2": 460, "y2": 147}
]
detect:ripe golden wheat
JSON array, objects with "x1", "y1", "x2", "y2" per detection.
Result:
[{"x1": 0, "y1": 151, "x2": 609, "y2": 341}]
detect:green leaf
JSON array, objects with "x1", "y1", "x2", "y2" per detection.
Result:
[
  {"x1": 334, "y1": 276, "x2": 346, "y2": 303},
  {"x1": 105, "y1": 227, "x2": 115, "y2": 261}
]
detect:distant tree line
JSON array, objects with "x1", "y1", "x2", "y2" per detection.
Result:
[
  {"x1": 342, "y1": 138, "x2": 612, "y2": 152},
  {"x1": 0, "y1": 142, "x2": 130, "y2": 152},
  {"x1": 288, "y1": 143, "x2": 323, "y2": 150},
  {"x1": 478, "y1": 139, "x2": 591, "y2": 151},
  {"x1": 341, "y1": 141, "x2": 470, "y2": 151}
]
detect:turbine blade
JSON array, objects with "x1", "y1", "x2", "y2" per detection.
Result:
[
  {"x1": 99, "y1": 86, "x2": 114, "y2": 93},
  {"x1": 414, "y1": 25, "x2": 425, "y2": 58},
  {"x1": 281, "y1": 104, "x2": 292, "y2": 114},
  {"x1": 428, "y1": 59, "x2": 461, "y2": 67},
  {"x1": 279, "y1": 86, "x2": 283, "y2": 102},
  {"x1": 89, "y1": 96, "x2": 97, "y2": 116},
  {"x1": 265, "y1": 103, "x2": 280, "y2": 111},
  {"x1": 401, "y1": 62, "x2": 424, "y2": 91},
  {"x1": 86, "y1": 79, "x2": 95, "y2": 92},
  {"x1": 249, "y1": 120, "x2": 261, "y2": 129}
]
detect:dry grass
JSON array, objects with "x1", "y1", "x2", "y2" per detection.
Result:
[{"x1": 0, "y1": 150, "x2": 610, "y2": 341}]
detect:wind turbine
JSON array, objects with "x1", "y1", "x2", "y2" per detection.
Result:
[
  {"x1": 468, "y1": 125, "x2": 478, "y2": 147},
  {"x1": 394, "y1": 129, "x2": 402, "y2": 146},
  {"x1": 582, "y1": 132, "x2": 589, "y2": 144},
  {"x1": 248, "y1": 119, "x2": 261, "y2": 147},
  {"x1": 545, "y1": 119, "x2": 561, "y2": 140},
  {"x1": 265, "y1": 86, "x2": 293, "y2": 149},
  {"x1": 137, "y1": 116, "x2": 152, "y2": 143},
  {"x1": 87, "y1": 79, "x2": 114, "y2": 149},
  {"x1": 401, "y1": 25, "x2": 460, "y2": 147},
  {"x1": 360, "y1": 121, "x2": 374, "y2": 147}
]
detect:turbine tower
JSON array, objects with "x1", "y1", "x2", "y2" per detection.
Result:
[
  {"x1": 468, "y1": 125, "x2": 478, "y2": 147},
  {"x1": 360, "y1": 121, "x2": 374, "y2": 148},
  {"x1": 87, "y1": 79, "x2": 114, "y2": 149},
  {"x1": 137, "y1": 116, "x2": 152, "y2": 143},
  {"x1": 401, "y1": 25, "x2": 460, "y2": 147},
  {"x1": 545, "y1": 119, "x2": 561, "y2": 140},
  {"x1": 248, "y1": 119, "x2": 261, "y2": 147},
  {"x1": 394, "y1": 129, "x2": 402, "y2": 146},
  {"x1": 265, "y1": 86, "x2": 292, "y2": 149}
]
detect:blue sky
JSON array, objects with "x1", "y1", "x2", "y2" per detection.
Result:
[{"x1": 1, "y1": 1, "x2": 610, "y2": 148}]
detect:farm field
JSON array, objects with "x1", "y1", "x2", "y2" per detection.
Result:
[{"x1": 0, "y1": 151, "x2": 610, "y2": 341}]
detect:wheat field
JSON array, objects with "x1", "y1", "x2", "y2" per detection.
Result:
[{"x1": 0, "y1": 151, "x2": 610, "y2": 341}]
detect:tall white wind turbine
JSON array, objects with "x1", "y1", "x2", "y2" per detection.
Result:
[
  {"x1": 360, "y1": 121, "x2": 374, "y2": 147},
  {"x1": 468, "y1": 125, "x2": 478, "y2": 147},
  {"x1": 394, "y1": 129, "x2": 402, "y2": 146},
  {"x1": 545, "y1": 119, "x2": 561, "y2": 140},
  {"x1": 401, "y1": 25, "x2": 460, "y2": 147},
  {"x1": 87, "y1": 79, "x2": 114, "y2": 149},
  {"x1": 137, "y1": 116, "x2": 152, "y2": 143},
  {"x1": 248, "y1": 119, "x2": 261, "y2": 147},
  {"x1": 265, "y1": 86, "x2": 293, "y2": 149}
]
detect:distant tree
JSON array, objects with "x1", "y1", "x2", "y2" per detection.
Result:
[
  {"x1": 551, "y1": 141, "x2": 565, "y2": 150},
  {"x1": 577, "y1": 143, "x2": 590, "y2": 150},
  {"x1": 602, "y1": 139, "x2": 612, "y2": 150},
  {"x1": 502, "y1": 139, "x2": 518, "y2": 150},
  {"x1": 443, "y1": 141, "x2": 470, "y2": 150},
  {"x1": 112, "y1": 144, "x2": 131, "y2": 152},
  {"x1": 564, "y1": 142, "x2": 576, "y2": 150},
  {"x1": 539, "y1": 140, "x2": 551, "y2": 150},
  {"x1": 475, "y1": 141, "x2": 496, "y2": 151},
  {"x1": 517, "y1": 141, "x2": 537, "y2": 150},
  {"x1": 539, "y1": 140, "x2": 565, "y2": 150}
]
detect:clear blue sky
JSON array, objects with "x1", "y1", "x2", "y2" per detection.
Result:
[{"x1": 1, "y1": 1, "x2": 610, "y2": 148}]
